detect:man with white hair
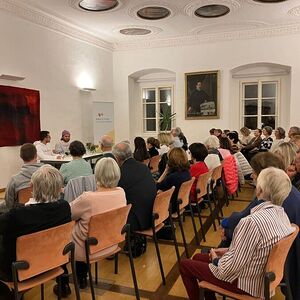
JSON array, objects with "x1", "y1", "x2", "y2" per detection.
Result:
[
  {"x1": 99, "y1": 135, "x2": 114, "y2": 158},
  {"x1": 112, "y1": 142, "x2": 156, "y2": 232}
]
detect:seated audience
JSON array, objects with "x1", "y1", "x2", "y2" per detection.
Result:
[
  {"x1": 259, "y1": 126, "x2": 273, "y2": 151},
  {"x1": 292, "y1": 149, "x2": 300, "y2": 191},
  {"x1": 214, "y1": 129, "x2": 222, "y2": 139},
  {"x1": 178, "y1": 127, "x2": 188, "y2": 151},
  {"x1": 171, "y1": 127, "x2": 184, "y2": 148},
  {"x1": 288, "y1": 126, "x2": 300, "y2": 142},
  {"x1": 146, "y1": 137, "x2": 160, "y2": 157},
  {"x1": 112, "y1": 142, "x2": 156, "y2": 231},
  {"x1": 55, "y1": 130, "x2": 71, "y2": 154},
  {"x1": 239, "y1": 126, "x2": 252, "y2": 146},
  {"x1": 209, "y1": 128, "x2": 216, "y2": 135},
  {"x1": 188, "y1": 143, "x2": 209, "y2": 202},
  {"x1": 180, "y1": 167, "x2": 294, "y2": 300},
  {"x1": 291, "y1": 134, "x2": 300, "y2": 149},
  {"x1": 226, "y1": 131, "x2": 239, "y2": 153},
  {"x1": 98, "y1": 135, "x2": 115, "y2": 158},
  {"x1": 240, "y1": 128, "x2": 262, "y2": 160},
  {"x1": 4, "y1": 143, "x2": 43, "y2": 211},
  {"x1": 157, "y1": 147, "x2": 191, "y2": 213},
  {"x1": 0, "y1": 165, "x2": 71, "y2": 298},
  {"x1": 34, "y1": 130, "x2": 60, "y2": 160},
  {"x1": 70, "y1": 158, "x2": 126, "y2": 288},
  {"x1": 59, "y1": 140, "x2": 93, "y2": 185},
  {"x1": 158, "y1": 132, "x2": 174, "y2": 175},
  {"x1": 203, "y1": 136, "x2": 221, "y2": 170},
  {"x1": 270, "y1": 126, "x2": 285, "y2": 152},
  {"x1": 218, "y1": 137, "x2": 232, "y2": 159},
  {"x1": 133, "y1": 137, "x2": 150, "y2": 162}
]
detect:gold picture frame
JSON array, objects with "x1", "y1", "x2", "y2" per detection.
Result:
[{"x1": 185, "y1": 70, "x2": 220, "y2": 119}]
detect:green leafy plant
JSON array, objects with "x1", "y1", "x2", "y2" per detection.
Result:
[{"x1": 159, "y1": 110, "x2": 176, "y2": 132}]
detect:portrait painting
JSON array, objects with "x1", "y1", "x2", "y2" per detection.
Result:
[{"x1": 185, "y1": 70, "x2": 220, "y2": 119}]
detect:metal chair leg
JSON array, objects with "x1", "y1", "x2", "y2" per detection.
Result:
[
  {"x1": 169, "y1": 216, "x2": 181, "y2": 262},
  {"x1": 152, "y1": 232, "x2": 166, "y2": 285},
  {"x1": 95, "y1": 262, "x2": 98, "y2": 285},
  {"x1": 199, "y1": 286, "x2": 205, "y2": 300},
  {"x1": 206, "y1": 198, "x2": 217, "y2": 231},
  {"x1": 189, "y1": 203, "x2": 200, "y2": 245},
  {"x1": 41, "y1": 283, "x2": 45, "y2": 300},
  {"x1": 195, "y1": 202, "x2": 206, "y2": 242},
  {"x1": 88, "y1": 263, "x2": 96, "y2": 300},
  {"x1": 212, "y1": 186, "x2": 223, "y2": 218},
  {"x1": 126, "y1": 232, "x2": 140, "y2": 300},
  {"x1": 208, "y1": 192, "x2": 220, "y2": 225},
  {"x1": 178, "y1": 214, "x2": 189, "y2": 258},
  {"x1": 70, "y1": 248, "x2": 81, "y2": 300},
  {"x1": 114, "y1": 253, "x2": 119, "y2": 274}
]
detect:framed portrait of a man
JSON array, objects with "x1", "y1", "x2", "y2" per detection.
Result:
[{"x1": 185, "y1": 70, "x2": 220, "y2": 119}]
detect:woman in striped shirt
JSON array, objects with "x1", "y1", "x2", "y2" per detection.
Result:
[{"x1": 180, "y1": 167, "x2": 295, "y2": 300}]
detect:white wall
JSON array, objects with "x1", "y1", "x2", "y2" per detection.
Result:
[
  {"x1": 113, "y1": 34, "x2": 300, "y2": 144},
  {"x1": 0, "y1": 10, "x2": 113, "y2": 188}
]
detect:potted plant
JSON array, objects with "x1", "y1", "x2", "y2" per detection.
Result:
[{"x1": 159, "y1": 109, "x2": 176, "y2": 132}]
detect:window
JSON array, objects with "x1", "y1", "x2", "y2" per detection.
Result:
[
  {"x1": 241, "y1": 80, "x2": 279, "y2": 130},
  {"x1": 142, "y1": 86, "x2": 173, "y2": 133}
]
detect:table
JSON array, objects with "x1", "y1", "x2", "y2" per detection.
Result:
[{"x1": 40, "y1": 152, "x2": 103, "y2": 167}]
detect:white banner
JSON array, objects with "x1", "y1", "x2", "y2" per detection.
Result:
[{"x1": 92, "y1": 102, "x2": 114, "y2": 144}]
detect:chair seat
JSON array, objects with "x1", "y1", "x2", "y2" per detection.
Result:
[
  {"x1": 89, "y1": 246, "x2": 121, "y2": 264},
  {"x1": 199, "y1": 281, "x2": 262, "y2": 300},
  {"x1": 3, "y1": 267, "x2": 64, "y2": 292},
  {"x1": 135, "y1": 223, "x2": 164, "y2": 236}
]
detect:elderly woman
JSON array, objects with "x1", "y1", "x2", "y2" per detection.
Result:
[
  {"x1": 180, "y1": 167, "x2": 294, "y2": 300},
  {"x1": 270, "y1": 126, "x2": 285, "y2": 152},
  {"x1": 70, "y1": 157, "x2": 126, "y2": 288},
  {"x1": 203, "y1": 136, "x2": 221, "y2": 170},
  {"x1": 259, "y1": 126, "x2": 273, "y2": 151},
  {"x1": 60, "y1": 140, "x2": 93, "y2": 184},
  {"x1": 0, "y1": 165, "x2": 71, "y2": 298},
  {"x1": 239, "y1": 126, "x2": 252, "y2": 146}
]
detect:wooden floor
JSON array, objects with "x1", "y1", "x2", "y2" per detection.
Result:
[{"x1": 6, "y1": 185, "x2": 285, "y2": 299}]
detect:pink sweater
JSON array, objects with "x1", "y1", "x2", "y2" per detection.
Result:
[{"x1": 70, "y1": 187, "x2": 126, "y2": 261}]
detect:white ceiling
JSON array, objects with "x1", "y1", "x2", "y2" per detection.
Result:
[{"x1": 2, "y1": 0, "x2": 300, "y2": 51}]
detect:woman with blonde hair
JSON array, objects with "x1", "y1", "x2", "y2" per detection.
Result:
[
  {"x1": 70, "y1": 157, "x2": 126, "y2": 288},
  {"x1": 158, "y1": 132, "x2": 174, "y2": 155},
  {"x1": 240, "y1": 126, "x2": 252, "y2": 146},
  {"x1": 270, "y1": 127, "x2": 286, "y2": 152}
]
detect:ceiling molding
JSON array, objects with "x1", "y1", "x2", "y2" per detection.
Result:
[
  {"x1": 0, "y1": 0, "x2": 114, "y2": 51},
  {"x1": 288, "y1": 6, "x2": 300, "y2": 17},
  {"x1": 136, "y1": 76, "x2": 176, "y2": 83},
  {"x1": 114, "y1": 22, "x2": 300, "y2": 51}
]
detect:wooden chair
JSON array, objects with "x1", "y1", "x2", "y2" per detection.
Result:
[
  {"x1": 17, "y1": 186, "x2": 33, "y2": 205},
  {"x1": 135, "y1": 186, "x2": 180, "y2": 286},
  {"x1": 172, "y1": 177, "x2": 196, "y2": 256},
  {"x1": 143, "y1": 158, "x2": 150, "y2": 166},
  {"x1": 199, "y1": 224, "x2": 299, "y2": 300},
  {"x1": 2, "y1": 221, "x2": 80, "y2": 300},
  {"x1": 193, "y1": 170, "x2": 216, "y2": 237},
  {"x1": 149, "y1": 155, "x2": 160, "y2": 174},
  {"x1": 85, "y1": 204, "x2": 140, "y2": 300},
  {"x1": 210, "y1": 165, "x2": 225, "y2": 218}
]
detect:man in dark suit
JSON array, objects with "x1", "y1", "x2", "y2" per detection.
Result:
[{"x1": 113, "y1": 142, "x2": 156, "y2": 231}]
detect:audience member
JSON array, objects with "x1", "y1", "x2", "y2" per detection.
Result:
[
  {"x1": 55, "y1": 130, "x2": 71, "y2": 154},
  {"x1": 171, "y1": 127, "x2": 184, "y2": 148},
  {"x1": 4, "y1": 143, "x2": 42, "y2": 211},
  {"x1": 218, "y1": 137, "x2": 232, "y2": 159},
  {"x1": 146, "y1": 137, "x2": 160, "y2": 157},
  {"x1": 158, "y1": 132, "x2": 174, "y2": 174},
  {"x1": 99, "y1": 135, "x2": 115, "y2": 159},
  {"x1": 240, "y1": 128, "x2": 262, "y2": 160},
  {"x1": 188, "y1": 143, "x2": 209, "y2": 202},
  {"x1": 70, "y1": 158, "x2": 126, "y2": 288},
  {"x1": 209, "y1": 128, "x2": 215, "y2": 135},
  {"x1": 34, "y1": 130, "x2": 60, "y2": 160},
  {"x1": 291, "y1": 135, "x2": 300, "y2": 149},
  {"x1": 112, "y1": 142, "x2": 156, "y2": 232},
  {"x1": 239, "y1": 126, "x2": 252, "y2": 146},
  {"x1": 157, "y1": 147, "x2": 191, "y2": 213},
  {"x1": 226, "y1": 131, "x2": 239, "y2": 153},
  {"x1": 0, "y1": 165, "x2": 71, "y2": 298},
  {"x1": 288, "y1": 126, "x2": 300, "y2": 142},
  {"x1": 222, "y1": 129, "x2": 230, "y2": 137},
  {"x1": 180, "y1": 167, "x2": 294, "y2": 300},
  {"x1": 292, "y1": 149, "x2": 300, "y2": 191},
  {"x1": 203, "y1": 136, "x2": 221, "y2": 170},
  {"x1": 133, "y1": 137, "x2": 150, "y2": 162},
  {"x1": 270, "y1": 126, "x2": 285, "y2": 152},
  {"x1": 259, "y1": 126, "x2": 273, "y2": 151},
  {"x1": 178, "y1": 127, "x2": 188, "y2": 151},
  {"x1": 59, "y1": 140, "x2": 93, "y2": 185},
  {"x1": 214, "y1": 129, "x2": 222, "y2": 138}
]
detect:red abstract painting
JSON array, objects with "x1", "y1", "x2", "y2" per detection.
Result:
[{"x1": 0, "y1": 85, "x2": 40, "y2": 147}]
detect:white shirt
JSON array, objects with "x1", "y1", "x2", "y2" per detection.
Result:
[{"x1": 34, "y1": 141, "x2": 57, "y2": 160}]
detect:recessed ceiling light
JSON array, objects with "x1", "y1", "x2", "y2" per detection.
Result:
[
  {"x1": 120, "y1": 28, "x2": 152, "y2": 35},
  {"x1": 79, "y1": 0, "x2": 118, "y2": 12},
  {"x1": 253, "y1": 0, "x2": 287, "y2": 2},
  {"x1": 137, "y1": 6, "x2": 171, "y2": 20},
  {"x1": 195, "y1": 4, "x2": 230, "y2": 18}
]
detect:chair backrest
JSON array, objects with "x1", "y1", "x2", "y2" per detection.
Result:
[
  {"x1": 266, "y1": 224, "x2": 299, "y2": 293},
  {"x1": 88, "y1": 204, "x2": 132, "y2": 255},
  {"x1": 17, "y1": 186, "x2": 33, "y2": 204},
  {"x1": 177, "y1": 177, "x2": 195, "y2": 210},
  {"x1": 143, "y1": 158, "x2": 150, "y2": 166},
  {"x1": 196, "y1": 171, "x2": 212, "y2": 200},
  {"x1": 16, "y1": 221, "x2": 74, "y2": 281},
  {"x1": 211, "y1": 165, "x2": 222, "y2": 183},
  {"x1": 149, "y1": 155, "x2": 160, "y2": 173},
  {"x1": 153, "y1": 187, "x2": 175, "y2": 226}
]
